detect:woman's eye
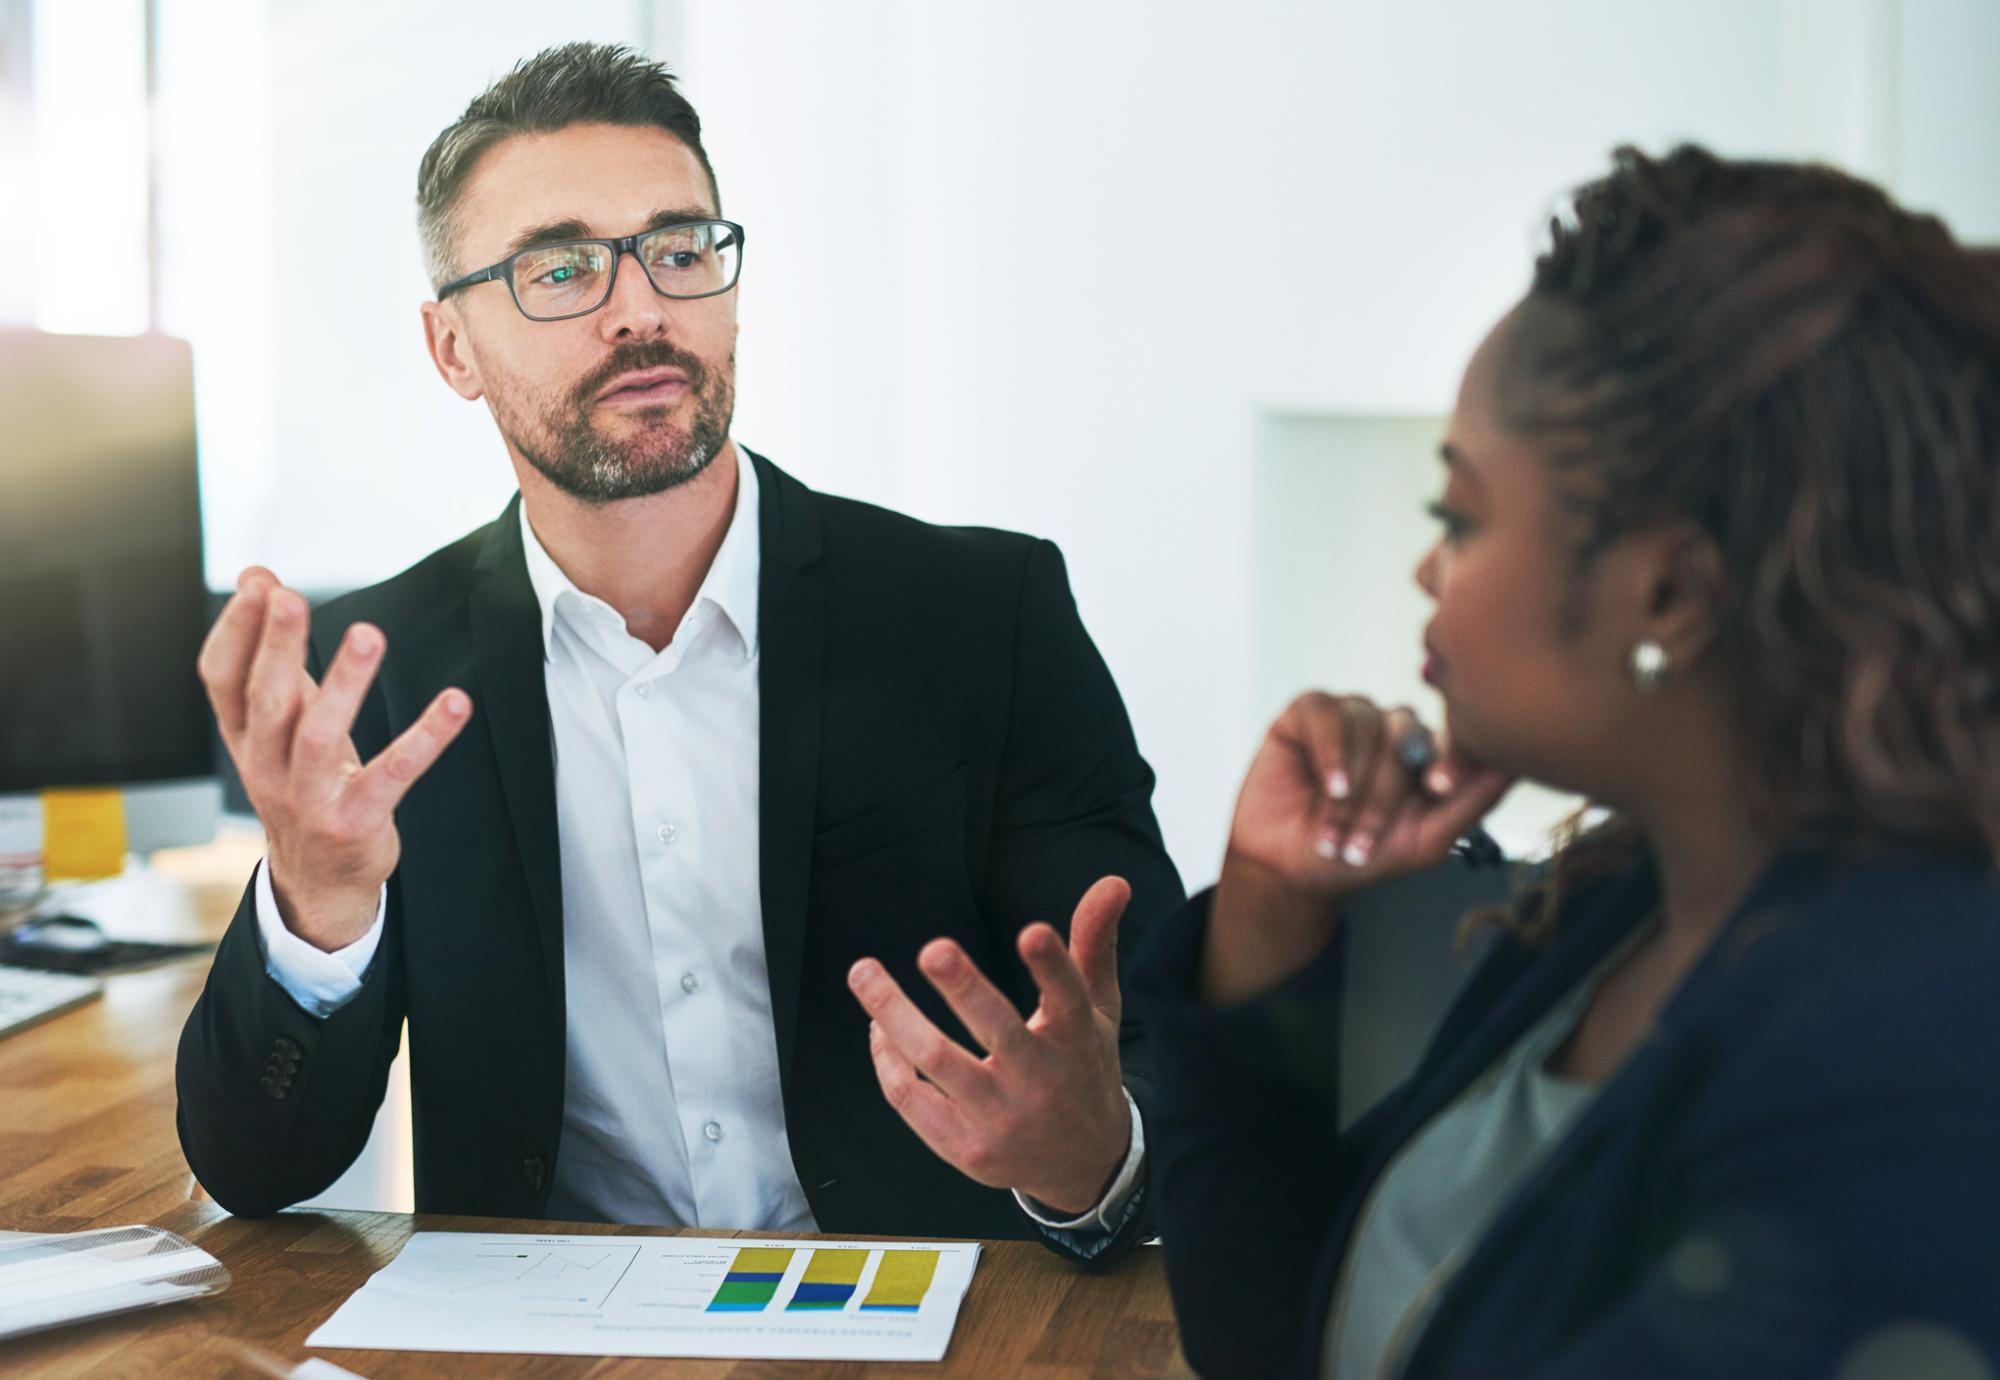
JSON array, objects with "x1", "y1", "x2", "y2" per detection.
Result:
[{"x1": 1425, "y1": 500, "x2": 1472, "y2": 542}]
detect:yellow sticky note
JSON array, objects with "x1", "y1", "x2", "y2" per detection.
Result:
[{"x1": 41, "y1": 789, "x2": 128, "y2": 881}]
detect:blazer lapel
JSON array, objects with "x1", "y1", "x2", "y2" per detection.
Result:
[
  {"x1": 467, "y1": 495, "x2": 566, "y2": 1025},
  {"x1": 1373, "y1": 862, "x2": 1661, "y2": 1174},
  {"x1": 1387, "y1": 844, "x2": 1838, "y2": 1376},
  {"x1": 751, "y1": 450, "x2": 825, "y2": 1096},
  {"x1": 1315, "y1": 860, "x2": 1664, "y2": 1341}
]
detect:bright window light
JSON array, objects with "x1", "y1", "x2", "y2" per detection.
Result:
[{"x1": 31, "y1": 0, "x2": 151, "y2": 335}]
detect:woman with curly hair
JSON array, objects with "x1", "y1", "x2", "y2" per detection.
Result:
[{"x1": 1130, "y1": 146, "x2": 2000, "y2": 1378}]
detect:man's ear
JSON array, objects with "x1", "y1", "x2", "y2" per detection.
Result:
[
  {"x1": 1637, "y1": 522, "x2": 1730, "y2": 671},
  {"x1": 422, "y1": 299, "x2": 484, "y2": 401}
]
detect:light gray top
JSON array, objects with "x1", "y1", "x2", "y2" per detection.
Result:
[{"x1": 1324, "y1": 946, "x2": 1624, "y2": 1380}]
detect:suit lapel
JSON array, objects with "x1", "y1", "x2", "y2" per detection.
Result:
[
  {"x1": 467, "y1": 495, "x2": 566, "y2": 1025},
  {"x1": 750, "y1": 450, "x2": 825, "y2": 1096}
]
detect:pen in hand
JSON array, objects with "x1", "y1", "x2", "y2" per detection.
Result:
[{"x1": 1394, "y1": 725, "x2": 1506, "y2": 869}]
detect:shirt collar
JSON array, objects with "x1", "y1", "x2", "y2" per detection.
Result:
[{"x1": 517, "y1": 445, "x2": 762, "y2": 661}]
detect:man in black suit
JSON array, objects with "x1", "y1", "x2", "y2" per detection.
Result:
[{"x1": 175, "y1": 43, "x2": 1180, "y2": 1264}]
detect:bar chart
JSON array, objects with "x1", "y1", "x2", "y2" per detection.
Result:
[
  {"x1": 313, "y1": 1233, "x2": 982, "y2": 1361},
  {"x1": 785, "y1": 1248, "x2": 869, "y2": 1311},
  {"x1": 705, "y1": 1246, "x2": 795, "y2": 1312},
  {"x1": 861, "y1": 1249, "x2": 941, "y2": 1313}
]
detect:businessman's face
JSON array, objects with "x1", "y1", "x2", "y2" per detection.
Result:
[{"x1": 422, "y1": 122, "x2": 738, "y2": 503}]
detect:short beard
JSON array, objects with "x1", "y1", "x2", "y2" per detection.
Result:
[{"x1": 505, "y1": 341, "x2": 735, "y2": 504}]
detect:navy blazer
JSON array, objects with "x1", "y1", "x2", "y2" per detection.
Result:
[{"x1": 1132, "y1": 846, "x2": 2000, "y2": 1377}]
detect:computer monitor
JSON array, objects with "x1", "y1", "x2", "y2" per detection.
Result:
[{"x1": 0, "y1": 329, "x2": 219, "y2": 856}]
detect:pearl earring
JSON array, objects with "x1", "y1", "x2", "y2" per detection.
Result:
[{"x1": 1629, "y1": 639, "x2": 1670, "y2": 693}]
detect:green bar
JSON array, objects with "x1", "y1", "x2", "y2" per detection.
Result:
[{"x1": 711, "y1": 1279, "x2": 780, "y2": 1307}]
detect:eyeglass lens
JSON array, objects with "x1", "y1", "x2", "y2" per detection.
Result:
[{"x1": 511, "y1": 223, "x2": 739, "y2": 319}]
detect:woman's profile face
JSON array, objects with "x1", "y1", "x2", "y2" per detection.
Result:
[{"x1": 1415, "y1": 304, "x2": 1661, "y2": 800}]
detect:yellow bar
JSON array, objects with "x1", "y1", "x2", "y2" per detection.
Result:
[
  {"x1": 800, "y1": 1248, "x2": 868, "y2": 1285},
  {"x1": 41, "y1": 788, "x2": 126, "y2": 881},
  {"x1": 729, "y1": 1247, "x2": 795, "y2": 1276},
  {"x1": 862, "y1": 1249, "x2": 940, "y2": 1309}
]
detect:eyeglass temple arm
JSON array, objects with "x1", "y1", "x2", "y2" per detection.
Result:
[{"x1": 435, "y1": 264, "x2": 501, "y2": 300}]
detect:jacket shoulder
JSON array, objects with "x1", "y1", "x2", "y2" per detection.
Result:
[
  {"x1": 811, "y1": 486, "x2": 1050, "y2": 579},
  {"x1": 1706, "y1": 857, "x2": 2000, "y2": 1098},
  {"x1": 307, "y1": 516, "x2": 499, "y2": 646}
]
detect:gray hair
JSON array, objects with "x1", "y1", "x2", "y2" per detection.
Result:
[{"x1": 416, "y1": 42, "x2": 719, "y2": 290}]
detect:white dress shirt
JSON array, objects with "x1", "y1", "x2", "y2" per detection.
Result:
[{"x1": 254, "y1": 449, "x2": 1141, "y2": 1236}]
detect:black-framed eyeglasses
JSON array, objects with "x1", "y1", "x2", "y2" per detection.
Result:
[{"x1": 436, "y1": 219, "x2": 745, "y2": 322}]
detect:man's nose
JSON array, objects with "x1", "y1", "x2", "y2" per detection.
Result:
[{"x1": 596, "y1": 248, "x2": 670, "y2": 340}]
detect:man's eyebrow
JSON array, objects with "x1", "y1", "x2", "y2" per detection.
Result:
[{"x1": 503, "y1": 207, "x2": 722, "y2": 257}]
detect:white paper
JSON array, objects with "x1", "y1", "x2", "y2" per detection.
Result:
[
  {"x1": 0, "y1": 1226, "x2": 229, "y2": 1340},
  {"x1": 307, "y1": 1233, "x2": 982, "y2": 1363}
]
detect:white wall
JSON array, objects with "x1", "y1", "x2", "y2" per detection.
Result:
[
  {"x1": 667, "y1": 0, "x2": 2000, "y2": 876},
  {"x1": 157, "y1": 0, "x2": 2000, "y2": 883}
]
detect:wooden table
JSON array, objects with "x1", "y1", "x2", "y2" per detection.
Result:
[{"x1": 0, "y1": 846, "x2": 1193, "y2": 1377}]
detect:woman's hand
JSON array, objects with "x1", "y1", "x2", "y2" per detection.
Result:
[{"x1": 1201, "y1": 693, "x2": 1512, "y2": 1005}]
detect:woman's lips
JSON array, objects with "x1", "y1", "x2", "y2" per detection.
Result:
[{"x1": 1422, "y1": 652, "x2": 1444, "y2": 687}]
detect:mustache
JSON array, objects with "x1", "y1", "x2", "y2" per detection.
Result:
[{"x1": 571, "y1": 342, "x2": 710, "y2": 408}]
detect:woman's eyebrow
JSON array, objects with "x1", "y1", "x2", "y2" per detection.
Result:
[{"x1": 1439, "y1": 440, "x2": 1483, "y2": 486}]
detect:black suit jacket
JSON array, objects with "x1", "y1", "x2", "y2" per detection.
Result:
[{"x1": 177, "y1": 451, "x2": 1182, "y2": 1260}]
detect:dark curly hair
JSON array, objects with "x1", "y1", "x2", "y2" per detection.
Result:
[{"x1": 1481, "y1": 145, "x2": 2000, "y2": 945}]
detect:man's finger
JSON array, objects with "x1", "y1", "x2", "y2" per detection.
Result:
[
  {"x1": 845, "y1": 957, "x2": 988, "y2": 1104},
  {"x1": 916, "y1": 939, "x2": 1034, "y2": 1062},
  {"x1": 1066, "y1": 876, "x2": 1130, "y2": 1016},
  {"x1": 291, "y1": 623, "x2": 385, "y2": 774},
  {"x1": 866, "y1": 1020, "x2": 969, "y2": 1163},
  {"x1": 342, "y1": 688, "x2": 472, "y2": 821},
  {"x1": 196, "y1": 572, "x2": 279, "y2": 740},
  {"x1": 239, "y1": 586, "x2": 316, "y2": 787},
  {"x1": 1017, "y1": 922, "x2": 1093, "y2": 1032}
]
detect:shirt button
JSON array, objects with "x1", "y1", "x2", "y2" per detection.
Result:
[
  {"x1": 656, "y1": 822, "x2": 678, "y2": 844},
  {"x1": 680, "y1": 971, "x2": 699, "y2": 994},
  {"x1": 703, "y1": 1120, "x2": 722, "y2": 1143},
  {"x1": 635, "y1": 682, "x2": 651, "y2": 698}
]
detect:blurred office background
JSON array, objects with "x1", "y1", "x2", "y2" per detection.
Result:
[
  {"x1": 4, "y1": 0, "x2": 1997, "y2": 1206},
  {"x1": 7, "y1": 0, "x2": 2000, "y2": 869}
]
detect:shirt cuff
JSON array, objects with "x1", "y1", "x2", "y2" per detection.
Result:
[
  {"x1": 253, "y1": 856, "x2": 385, "y2": 1018},
  {"x1": 1014, "y1": 1086, "x2": 1146, "y2": 1234}
]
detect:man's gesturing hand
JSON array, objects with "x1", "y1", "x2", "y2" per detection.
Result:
[
  {"x1": 197, "y1": 566, "x2": 472, "y2": 952},
  {"x1": 847, "y1": 876, "x2": 1135, "y2": 1219}
]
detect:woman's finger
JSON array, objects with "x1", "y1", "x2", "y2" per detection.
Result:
[
  {"x1": 1409, "y1": 767, "x2": 1515, "y2": 863},
  {"x1": 1337, "y1": 704, "x2": 1419, "y2": 868}
]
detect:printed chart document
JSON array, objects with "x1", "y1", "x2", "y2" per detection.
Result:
[{"x1": 307, "y1": 1232, "x2": 981, "y2": 1362}]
